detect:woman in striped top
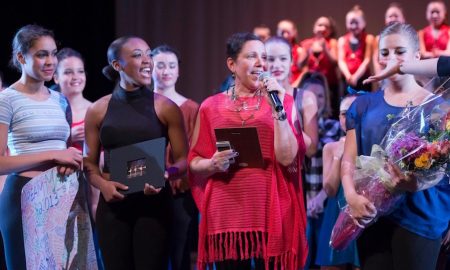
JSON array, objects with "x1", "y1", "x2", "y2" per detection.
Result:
[{"x1": 0, "y1": 24, "x2": 82, "y2": 269}]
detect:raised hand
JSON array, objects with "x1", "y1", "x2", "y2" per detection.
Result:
[{"x1": 363, "y1": 60, "x2": 401, "y2": 84}]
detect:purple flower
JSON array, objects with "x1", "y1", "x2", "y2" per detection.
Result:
[{"x1": 388, "y1": 132, "x2": 427, "y2": 162}]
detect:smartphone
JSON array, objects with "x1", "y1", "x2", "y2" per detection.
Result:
[{"x1": 216, "y1": 141, "x2": 235, "y2": 164}]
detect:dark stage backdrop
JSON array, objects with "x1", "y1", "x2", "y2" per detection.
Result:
[
  {"x1": 1, "y1": 1, "x2": 448, "y2": 103},
  {"x1": 115, "y1": 0, "x2": 445, "y2": 104},
  {"x1": 0, "y1": 0, "x2": 116, "y2": 102}
]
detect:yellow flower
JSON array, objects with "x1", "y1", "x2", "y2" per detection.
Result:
[
  {"x1": 446, "y1": 119, "x2": 450, "y2": 131},
  {"x1": 414, "y1": 153, "x2": 432, "y2": 169}
]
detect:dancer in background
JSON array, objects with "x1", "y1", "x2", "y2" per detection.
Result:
[
  {"x1": 151, "y1": 44, "x2": 199, "y2": 270},
  {"x1": 253, "y1": 24, "x2": 271, "y2": 42},
  {"x1": 297, "y1": 72, "x2": 341, "y2": 270},
  {"x1": 418, "y1": 0, "x2": 450, "y2": 59},
  {"x1": 301, "y1": 16, "x2": 340, "y2": 117},
  {"x1": 316, "y1": 95, "x2": 360, "y2": 270},
  {"x1": 53, "y1": 48, "x2": 102, "y2": 217},
  {"x1": 338, "y1": 5, "x2": 373, "y2": 92},
  {"x1": 265, "y1": 36, "x2": 319, "y2": 158},
  {"x1": 277, "y1": 19, "x2": 306, "y2": 87}
]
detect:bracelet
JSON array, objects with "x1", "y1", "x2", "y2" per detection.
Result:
[{"x1": 273, "y1": 110, "x2": 287, "y2": 121}]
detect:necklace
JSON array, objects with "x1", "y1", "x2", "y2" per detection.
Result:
[
  {"x1": 237, "y1": 110, "x2": 257, "y2": 126},
  {"x1": 226, "y1": 87, "x2": 262, "y2": 126},
  {"x1": 227, "y1": 87, "x2": 263, "y2": 111}
]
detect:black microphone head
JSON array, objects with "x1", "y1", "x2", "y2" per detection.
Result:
[{"x1": 258, "y1": 71, "x2": 271, "y2": 81}]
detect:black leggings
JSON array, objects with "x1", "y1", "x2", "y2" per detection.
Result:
[
  {"x1": 169, "y1": 192, "x2": 198, "y2": 270},
  {"x1": 357, "y1": 218, "x2": 441, "y2": 270},
  {"x1": 96, "y1": 188, "x2": 173, "y2": 270},
  {"x1": 0, "y1": 174, "x2": 31, "y2": 270}
]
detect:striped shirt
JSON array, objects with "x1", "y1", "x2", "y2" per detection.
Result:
[
  {"x1": 0, "y1": 87, "x2": 70, "y2": 155},
  {"x1": 304, "y1": 117, "x2": 341, "y2": 201}
]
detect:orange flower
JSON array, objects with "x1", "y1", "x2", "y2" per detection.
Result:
[{"x1": 414, "y1": 153, "x2": 432, "y2": 169}]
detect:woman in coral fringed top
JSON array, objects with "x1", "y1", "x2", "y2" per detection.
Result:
[{"x1": 188, "y1": 32, "x2": 308, "y2": 270}]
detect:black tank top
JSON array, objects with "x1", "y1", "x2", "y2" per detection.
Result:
[{"x1": 100, "y1": 85, "x2": 168, "y2": 173}]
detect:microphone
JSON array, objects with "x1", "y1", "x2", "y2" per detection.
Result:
[{"x1": 258, "y1": 72, "x2": 284, "y2": 112}]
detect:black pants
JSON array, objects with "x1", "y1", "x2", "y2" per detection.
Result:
[
  {"x1": 169, "y1": 192, "x2": 198, "y2": 270},
  {"x1": 0, "y1": 174, "x2": 30, "y2": 270},
  {"x1": 96, "y1": 188, "x2": 173, "y2": 270},
  {"x1": 357, "y1": 218, "x2": 441, "y2": 270}
]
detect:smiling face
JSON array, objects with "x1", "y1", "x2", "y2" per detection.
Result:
[
  {"x1": 378, "y1": 33, "x2": 420, "y2": 82},
  {"x1": 54, "y1": 56, "x2": 86, "y2": 96},
  {"x1": 346, "y1": 11, "x2": 366, "y2": 36},
  {"x1": 228, "y1": 40, "x2": 266, "y2": 92},
  {"x1": 20, "y1": 36, "x2": 57, "y2": 82},
  {"x1": 152, "y1": 52, "x2": 179, "y2": 90},
  {"x1": 266, "y1": 41, "x2": 291, "y2": 82},
  {"x1": 114, "y1": 37, "x2": 153, "y2": 89},
  {"x1": 385, "y1": 6, "x2": 405, "y2": 25},
  {"x1": 426, "y1": 2, "x2": 447, "y2": 27}
]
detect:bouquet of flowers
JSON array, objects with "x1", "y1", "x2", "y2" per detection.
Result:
[{"x1": 330, "y1": 94, "x2": 450, "y2": 251}]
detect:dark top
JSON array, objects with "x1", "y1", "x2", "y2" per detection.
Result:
[
  {"x1": 100, "y1": 85, "x2": 168, "y2": 173},
  {"x1": 437, "y1": 56, "x2": 450, "y2": 77}
]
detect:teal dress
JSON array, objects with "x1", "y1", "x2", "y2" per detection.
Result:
[{"x1": 316, "y1": 185, "x2": 360, "y2": 267}]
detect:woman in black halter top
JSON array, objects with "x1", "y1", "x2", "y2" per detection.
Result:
[{"x1": 83, "y1": 36, "x2": 188, "y2": 270}]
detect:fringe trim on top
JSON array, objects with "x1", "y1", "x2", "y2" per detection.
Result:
[{"x1": 197, "y1": 231, "x2": 298, "y2": 270}]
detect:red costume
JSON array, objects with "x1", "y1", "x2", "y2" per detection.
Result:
[
  {"x1": 342, "y1": 32, "x2": 368, "y2": 75},
  {"x1": 188, "y1": 93, "x2": 308, "y2": 270},
  {"x1": 421, "y1": 24, "x2": 450, "y2": 52},
  {"x1": 70, "y1": 120, "x2": 84, "y2": 151},
  {"x1": 290, "y1": 43, "x2": 303, "y2": 85},
  {"x1": 167, "y1": 99, "x2": 199, "y2": 164},
  {"x1": 301, "y1": 37, "x2": 338, "y2": 86}
]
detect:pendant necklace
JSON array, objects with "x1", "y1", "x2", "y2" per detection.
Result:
[
  {"x1": 237, "y1": 111, "x2": 256, "y2": 126},
  {"x1": 228, "y1": 86, "x2": 262, "y2": 126}
]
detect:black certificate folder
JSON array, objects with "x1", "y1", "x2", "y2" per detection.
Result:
[
  {"x1": 214, "y1": 127, "x2": 264, "y2": 168},
  {"x1": 110, "y1": 137, "x2": 166, "y2": 195}
]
